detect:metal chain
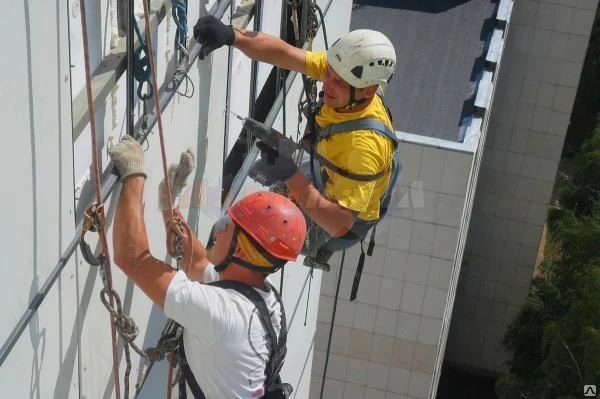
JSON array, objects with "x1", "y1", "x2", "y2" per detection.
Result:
[
  {"x1": 173, "y1": 221, "x2": 185, "y2": 269},
  {"x1": 167, "y1": 215, "x2": 193, "y2": 273}
]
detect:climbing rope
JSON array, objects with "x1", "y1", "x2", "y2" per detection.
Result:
[
  {"x1": 170, "y1": 0, "x2": 196, "y2": 101},
  {"x1": 319, "y1": 250, "x2": 345, "y2": 399},
  {"x1": 303, "y1": 267, "x2": 314, "y2": 326},
  {"x1": 79, "y1": 0, "x2": 194, "y2": 397},
  {"x1": 295, "y1": 0, "x2": 328, "y2": 150},
  {"x1": 139, "y1": 0, "x2": 178, "y2": 229},
  {"x1": 312, "y1": 2, "x2": 328, "y2": 48},
  {"x1": 288, "y1": 0, "x2": 302, "y2": 45},
  {"x1": 272, "y1": 0, "x2": 297, "y2": 298},
  {"x1": 133, "y1": 320, "x2": 183, "y2": 397},
  {"x1": 131, "y1": 13, "x2": 153, "y2": 101},
  {"x1": 78, "y1": 0, "x2": 122, "y2": 396},
  {"x1": 139, "y1": 1, "x2": 194, "y2": 397},
  {"x1": 171, "y1": 0, "x2": 188, "y2": 59}
]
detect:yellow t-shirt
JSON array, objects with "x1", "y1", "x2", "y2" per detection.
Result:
[{"x1": 305, "y1": 51, "x2": 395, "y2": 221}]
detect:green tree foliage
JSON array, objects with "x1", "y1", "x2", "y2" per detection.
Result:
[
  {"x1": 564, "y1": 9, "x2": 600, "y2": 157},
  {"x1": 557, "y1": 128, "x2": 600, "y2": 217},
  {"x1": 496, "y1": 131, "x2": 600, "y2": 398}
]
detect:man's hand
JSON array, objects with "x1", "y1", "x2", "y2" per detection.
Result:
[
  {"x1": 109, "y1": 136, "x2": 147, "y2": 180},
  {"x1": 251, "y1": 141, "x2": 299, "y2": 183},
  {"x1": 159, "y1": 149, "x2": 195, "y2": 211},
  {"x1": 193, "y1": 15, "x2": 235, "y2": 59}
]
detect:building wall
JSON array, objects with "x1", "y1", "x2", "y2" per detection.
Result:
[
  {"x1": 0, "y1": 0, "x2": 79, "y2": 397},
  {"x1": 0, "y1": 0, "x2": 343, "y2": 397},
  {"x1": 311, "y1": 141, "x2": 473, "y2": 399},
  {"x1": 447, "y1": 0, "x2": 599, "y2": 373}
]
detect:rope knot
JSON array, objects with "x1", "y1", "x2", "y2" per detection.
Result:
[{"x1": 115, "y1": 314, "x2": 139, "y2": 342}]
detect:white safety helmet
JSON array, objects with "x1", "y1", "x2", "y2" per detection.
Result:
[{"x1": 326, "y1": 29, "x2": 396, "y2": 89}]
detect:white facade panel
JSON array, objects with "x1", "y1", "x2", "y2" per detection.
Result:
[{"x1": 0, "y1": 0, "x2": 78, "y2": 397}]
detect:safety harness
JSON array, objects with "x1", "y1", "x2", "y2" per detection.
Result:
[
  {"x1": 177, "y1": 280, "x2": 292, "y2": 399},
  {"x1": 307, "y1": 92, "x2": 402, "y2": 300}
]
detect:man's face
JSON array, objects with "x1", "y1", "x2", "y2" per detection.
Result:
[
  {"x1": 206, "y1": 215, "x2": 235, "y2": 266},
  {"x1": 322, "y1": 66, "x2": 352, "y2": 109},
  {"x1": 322, "y1": 66, "x2": 377, "y2": 109}
]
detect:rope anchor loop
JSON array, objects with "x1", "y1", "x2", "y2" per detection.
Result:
[{"x1": 80, "y1": 203, "x2": 107, "y2": 266}]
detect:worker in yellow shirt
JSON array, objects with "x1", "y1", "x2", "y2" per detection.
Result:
[{"x1": 193, "y1": 16, "x2": 401, "y2": 275}]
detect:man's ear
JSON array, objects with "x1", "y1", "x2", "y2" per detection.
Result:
[
  {"x1": 232, "y1": 243, "x2": 244, "y2": 258},
  {"x1": 368, "y1": 85, "x2": 379, "y2": 96},
  {"x1": 358, "y1": 85, "x2": 378, "y2": 100}
]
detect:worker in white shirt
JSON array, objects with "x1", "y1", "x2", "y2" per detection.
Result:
[{"x1": 109, "y1": 136, "x2": 306, "y2": 398}]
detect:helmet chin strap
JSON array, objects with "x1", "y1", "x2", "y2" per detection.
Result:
[
  {"x1": 336, "y1": 85, "x2": 367, "y2": 112},
  {"x1": 214, "y1": 226, "x2": 285, "y2": 273}
]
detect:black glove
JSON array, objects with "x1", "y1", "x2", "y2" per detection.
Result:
[
  {"x1": 252, "y1": 141, "x2": 299, "y2": 183},
  {"x1": 193, "y1": 15, "x2": 235, "y2": 59}
]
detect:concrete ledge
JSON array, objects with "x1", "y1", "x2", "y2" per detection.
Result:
[
  {"x1": 462, "y1": 116, "x2": 483, "y2": 151},
  {"x1": 395, "y1": 130, "x2": 476, "y2": 154},
  {"x1": 486, "y1": 28, "x2": 504, "y2": 66},
  {"x1": 474, "y1": 69, "x2": 494, "y2": 113},
  {"x1": 497, "y1": 0, "x2": 513, "y2": 25}
]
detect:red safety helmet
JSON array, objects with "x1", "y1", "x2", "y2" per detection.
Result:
[{"x1": 227, "y1": 191, "x2": 306, "y2": 262}]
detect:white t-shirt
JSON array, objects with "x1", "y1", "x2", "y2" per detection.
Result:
[{"x1": 164, "y1": 265, "x2": 283, "y2": 399}]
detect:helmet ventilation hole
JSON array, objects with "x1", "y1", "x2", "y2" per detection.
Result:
[{"x1": 351, "y1": 65, "x2": 363, "y2": 79}]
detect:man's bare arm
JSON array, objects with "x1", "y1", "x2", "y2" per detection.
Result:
[
  {"x1": 285, "y1": 172, "x2": 354, "y2": 237},
  {"x1": 233, "y1": 30, "x2": 307, "y2": 75},
  {"x1": 113, "y1": 176, "x2": 177, "y2": 309}
]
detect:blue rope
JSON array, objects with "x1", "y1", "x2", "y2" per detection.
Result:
[
  {"x1": 132, "y1": 16, "x2": 153, "y2": 100},
  {"x1": 171, "y1": 0, "x2": 188, "y2": 54}
]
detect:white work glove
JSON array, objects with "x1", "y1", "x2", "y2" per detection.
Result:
[
  {"x1": 108, "y1": 136, "x2": 147, "y2": 180},
  {"x1": 158, "y1": 149, "x2": 196, "y2": 211}
]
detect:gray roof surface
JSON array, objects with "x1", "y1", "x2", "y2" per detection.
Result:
[{"x1": 350, "y1": 0, "x2": 499, "y2": 141}]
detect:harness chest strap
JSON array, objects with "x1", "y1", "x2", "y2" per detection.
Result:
[
  {"x1": 311, "y1": 118, "x2": 397, "y2": 183},
  {"x1": 308, "y1": 100, "x2": 402, "y2": 301},
  {"x1": 309, "y1": 88, "x2": 400, "y2": 193},
  {"x1": 310, "y1": 117, "x2": 401, "y2": 223}
]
